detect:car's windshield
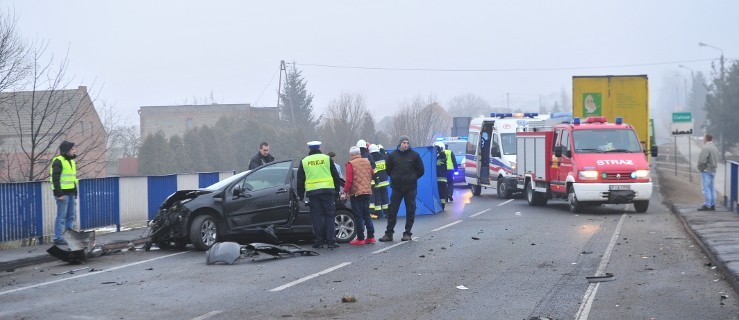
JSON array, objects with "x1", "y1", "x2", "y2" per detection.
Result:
[
  {"x1": 572, "y1": 129, "x2": 642, "y2": 153},
  {"x1": 501, "y1": 133, "x2": 517, "y2": 155},
  {"x1": 203, "y1": 171, "x2": 248, "y2": 191}
]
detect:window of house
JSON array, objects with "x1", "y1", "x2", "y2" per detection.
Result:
[
  {"x1": 89, "y1": 121, "x2": 94, "y2": 136},
  {"x1": 186, "y1": 118, "x2": 194, "y2": 129},
  {"x1": 80, "y1": 121, "x2": 85, "y2": 135}
]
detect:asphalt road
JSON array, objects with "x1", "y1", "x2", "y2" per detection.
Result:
[{"x1": 1, "y1": 179, "x2": 737, "y2": 320}]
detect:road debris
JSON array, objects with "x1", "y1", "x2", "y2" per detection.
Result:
[
  {"x1": 52, "y1": 266, "x2": 89, "y2": 276},
  {"x1": 471, "y1": 237, "x2": 480, "y2": 240},
  {"x1": 586, "y1": 273, "x2": 615, "y2": 283},
  {"x1": 341, "y1": 294, "x2": 357, "y2": 302},
  {"x1": 456, "y1": 285, "x2": 468, "y2": 290}
]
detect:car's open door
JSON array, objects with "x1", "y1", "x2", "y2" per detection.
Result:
[{"x1": 223, "y1": 160, "x2": 294, "y2": 229}]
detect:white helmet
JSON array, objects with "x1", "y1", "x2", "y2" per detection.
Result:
[
  {"x1": 356, "y1": 139, "x2": 367, "y2": 148},
  {"x1": 368, "y1": 144, "x2": 379, "y2": 153},
  {"x1": 378, "y1": 144, "x2": 384, "y2": 150},
  {"x1": 433, "y1": 141, "x2": 445, "y2": 150}
]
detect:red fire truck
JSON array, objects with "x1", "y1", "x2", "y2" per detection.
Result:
[{"x1": 501, "y1": 116, "x2": 657, "y2": 213}]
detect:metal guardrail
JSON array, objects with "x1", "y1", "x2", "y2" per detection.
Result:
[
  {"x1": 726, "y1": 160, "x2": 739, "y2": 214},
  {"x1": 0, "y1": 171, "x2": 234, "y2": 245}
]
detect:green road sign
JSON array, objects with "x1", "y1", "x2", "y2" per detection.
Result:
[{"x1": 672, "y1": 112, "x2": 692, "y2": 122}]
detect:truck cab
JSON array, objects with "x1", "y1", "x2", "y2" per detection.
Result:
[
  {"x1": 511, "y1": 116, "x2": 656, "y2": 213},
  {"x1": 465, "y1": 112, "x2": 546, "y2": 197}
]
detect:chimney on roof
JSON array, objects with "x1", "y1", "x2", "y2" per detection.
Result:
[{"x1": 78, "y1": 86, "x2": 87, "y2": 92}]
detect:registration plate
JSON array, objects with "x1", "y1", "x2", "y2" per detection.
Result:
[{"x1": 609, "y1": 185, "x2": 630, "y2": 191}]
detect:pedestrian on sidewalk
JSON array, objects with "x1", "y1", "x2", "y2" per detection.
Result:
[
  {"x1": 379, "y1": 135, "x2": 424, "y2": 242},
  {"x1": 51, "y1": 140, "x2": 79, "y2": 245},
  {"x1": 697, "y1": 134, "x2": 720, "y2": 211},
  {"x1": 342, "y1": 146, "x2": 375, "y2": 245}
]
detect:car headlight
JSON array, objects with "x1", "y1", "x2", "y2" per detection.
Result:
[
  {"x1": 510, "y1": 162, "x2": 516, "y2": 171},
  {"x1": 578, "y1": 170, "x2": 598, "y2": 180},
  {"x1": 632, "y1": 170, "x2": 650, "y2": 179}
]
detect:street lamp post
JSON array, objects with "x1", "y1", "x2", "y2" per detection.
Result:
[{"x1": 698, "y1": 42, "x2": 726, "y2": 160}]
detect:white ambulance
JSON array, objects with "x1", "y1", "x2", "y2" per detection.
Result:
[{"x1": 464, "y1": 112, "x2": 549, "y2": 197}]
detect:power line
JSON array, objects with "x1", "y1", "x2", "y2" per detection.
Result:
[
  {"x1": 253, "y1": 67, "x2": 280, "y2": 107},
  {"x1": 292, "y1": 58, "x2": 716, "y2": 72}
]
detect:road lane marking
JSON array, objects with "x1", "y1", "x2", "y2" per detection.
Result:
[
  {"x1": 575, "y1": 213, "x2": 627, "y2": 320},
  {"x1": 192, "y1": 311, "x2": 223, "y2": 320},
  {"x1": 469, "y1": 208, "x2": 491, "y2": 217},
  {"x1": 269, "y1": 262, "x2": 351, "y2": 292},
  {"x1": 431, "y1": 220, "x2": 462, "y2": 232},
  {"x1": 371, "y1": 238, "x2": 417, "y2": 254},
  {"x1": 0, "y1": 251, "x2": 189, "y2": 296},
  {"x1": 498, "y1": 199, "x2": 514, "y2": 206}
]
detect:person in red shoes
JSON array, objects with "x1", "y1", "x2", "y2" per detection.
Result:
[{"x1": 342, "y1": 146, "x2": 376, "y2": 245}]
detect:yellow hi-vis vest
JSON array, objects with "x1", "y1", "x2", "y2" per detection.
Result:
[
  {"x1": 49, "y1": 155, "x2": 78, "y2": 190},
  {"x1": 302, "y1": 153, "x2": 334, "y2": 191},
  {"x1": 444, "y1": 149, "x2": 454, "y2": 170}
]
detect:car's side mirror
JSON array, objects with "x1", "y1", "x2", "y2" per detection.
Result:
[
  {"x1": 233, "y1": 185, "x2": 243, "y2": 197},
  {"x1": 554, "y1": 146, "x2": 563, "y2": 158},
  {"x1": 491, "y1": 147, "x2": 501, "y2": 158},
  {"x1": 650, "y1": 145, "x2": 658, "y2": 157}
]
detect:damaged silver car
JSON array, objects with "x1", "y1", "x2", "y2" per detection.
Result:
[{"x1": 145, "y1": 160, "x2": 356, "y2": 251}]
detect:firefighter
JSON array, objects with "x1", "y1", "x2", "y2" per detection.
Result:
[
  {"x1": 369, "y1": 144, "x2": 389, "y2": 219},
  {"x1": 434, "y1": 142, "x2": 448, "y2": 210},
  {"x1": 297, "y1": 141, "x2": 342, "y2": 249}
]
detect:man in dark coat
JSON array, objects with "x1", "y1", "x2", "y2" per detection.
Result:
[
  {"x1": 248, "y1": 141, "x2": 275, "y2": 170},
  {"x1": 379, "y1": 135, "x2": 424, "y2": 242}
]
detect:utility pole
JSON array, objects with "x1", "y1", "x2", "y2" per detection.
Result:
[{"x1": 276, "y1": 60, "x2": 296, "y2": 125}]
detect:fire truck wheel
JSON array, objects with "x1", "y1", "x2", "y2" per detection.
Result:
[
  {"x1": 568, "y1": 187, "x2": 583, "y2": 213},
  {"x1": 633, "y1": 200, "x2": 649, "y2": 213},
  {"x1": 497, "y1": 179, "x2": 512, "y2": 199},
  {"x1": 470, "y1": 184, "x2": 481, "y2": 196},
  {"x1": 526, "y1": 181, "x2": 547, "y2": 206}
]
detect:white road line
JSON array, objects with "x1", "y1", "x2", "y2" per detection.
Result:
[
  {"x1": 191, "y1": 311, "x2": 223, "y2": 320},
  {"x1": 575, "y1": 213, "x2": 627, "y2": 320},
  {"x1": 498, "y1": 199, "x2": 514, "y2": 206},
  {"x1": 431, "y1": 220, "x2": 463, "y2": 232},
  {"x1": 470, "y1": 208, "x2": 491, "y2": 217},
  {"x1": 371, "y1": 238, "x2": 417, "y2": 254},
  {"x1": 0, "y1": 251, "x2": 190, "y2": 296},
  {"x1": 269, "y1": 262, "x2": 351, "y2": 292}
]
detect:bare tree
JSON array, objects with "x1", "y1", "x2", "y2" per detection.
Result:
[
  {"x1": 447, "y1": 93, "x2": 491, "y2": 118},
  {"x1": 0, "y1": 45, "x2": 107, "y2": 181},
  {"x1": 318, "y1": 92, "x2": 375, "y2": 165},
  {"x1": 0, "y1": 10, "x2": 30, "y2": 95},
  {"x1": 97, "y1": 102, "x2": 140, "y2": 159},
  {"x1": 388, "y1": 95, "x2": 451, "y2": 147}
]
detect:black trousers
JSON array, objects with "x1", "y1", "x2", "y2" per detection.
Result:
[{"x1": 385, "y1": 187, "x2": 417, "y2": 236}]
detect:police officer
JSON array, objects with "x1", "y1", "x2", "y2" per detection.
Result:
[
  {"x1": 444, "y1": 143, "x2": 458, "y2": 202},
  {"x1": 297, "y1": 141, "x2": 342, "y2": 248}
]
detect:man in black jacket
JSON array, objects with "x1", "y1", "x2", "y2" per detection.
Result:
[
  {"x1": 50, "y1": 141, "x2": 78, "y2": 245},
  {"x1": 248, "y1": 142, "x2": 275, "y2": 170},
  {"x1": 379, "y1": 135, "x2": 424, "y2": 242}
]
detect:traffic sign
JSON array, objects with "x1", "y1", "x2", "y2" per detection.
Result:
[
  {"x1": 671, "y1": 122, "x2": 693, "y2": 135},
  {"x1": 672, "y1": 112, "x2": 692, "y2": 122}
]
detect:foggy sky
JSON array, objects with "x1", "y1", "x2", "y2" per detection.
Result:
[{"x1": 4, "y1": 0, "x2": 738, "y2": 125}]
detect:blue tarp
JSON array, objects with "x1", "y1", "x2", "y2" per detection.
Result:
[{"x1": 386, "y1": 146, "x2": 443, "y2": 217}]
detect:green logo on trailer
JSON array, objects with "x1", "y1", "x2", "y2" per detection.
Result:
[{"x1": 583, "y1": 93, "x2": 601, "y2": 116}]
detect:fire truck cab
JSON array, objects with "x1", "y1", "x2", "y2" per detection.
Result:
[{"x1": 504, "y1": 116, "x2": 657, "y2": 213}]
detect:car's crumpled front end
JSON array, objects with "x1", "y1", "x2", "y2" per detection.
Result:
[{"x1": 144, "y1": 190, "x2": 210, "y2": 250}]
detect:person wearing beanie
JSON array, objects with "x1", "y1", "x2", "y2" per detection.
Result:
[
  {"x1": 50, "y1": 140, "x2": 79, "y2": 246},
  {"x1": 379, "y1": 135, "x2": 424, "y2": 242},
  {"x1": 297, "y1": 141, "x2": 342, "y2": 248}
]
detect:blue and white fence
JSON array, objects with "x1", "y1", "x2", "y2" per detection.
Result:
[
  {"x1": 0, "y1": 171, "x2": 233, "y2": 244},
  {"x1": 726, "y1": 160, "x2": 739, "y2": 214}
]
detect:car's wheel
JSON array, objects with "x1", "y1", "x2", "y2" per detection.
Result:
[
  {"x1": 634, "y1": 200, "x2": 649, "y2": 213},
  {"x1": 190, "y1": 215, "x2": 219, "y2": 251},
  {"x1": 470, "y1": 184, "x2": 481, "y2": 196},
  {"x1": 334, "y1": 210, "x2": 356, "y2": 243},
  {"x1": 568, "y1": 186, "x2": 583, "y2": 213},
  {"x1": 497, "y1": 178, "x2": 512, "y2": 199}
]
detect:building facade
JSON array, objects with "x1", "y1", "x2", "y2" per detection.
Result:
[{"x1": 139, "y1": 104, "x2": 278, "y2": 140}]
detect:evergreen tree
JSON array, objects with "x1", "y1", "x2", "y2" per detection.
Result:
[
  {"x1": 278, "y1": 63, "x2": 318, "y2": 136},
  {"x1": 704, "y1": 61, "x2": 739, "y2": 157},
  {"x1": 138, "y1": 130, "x2": 172, "y2": 175},
  {"x1": 168, "y1": 135, "x2": 187, "y2": 174}
]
